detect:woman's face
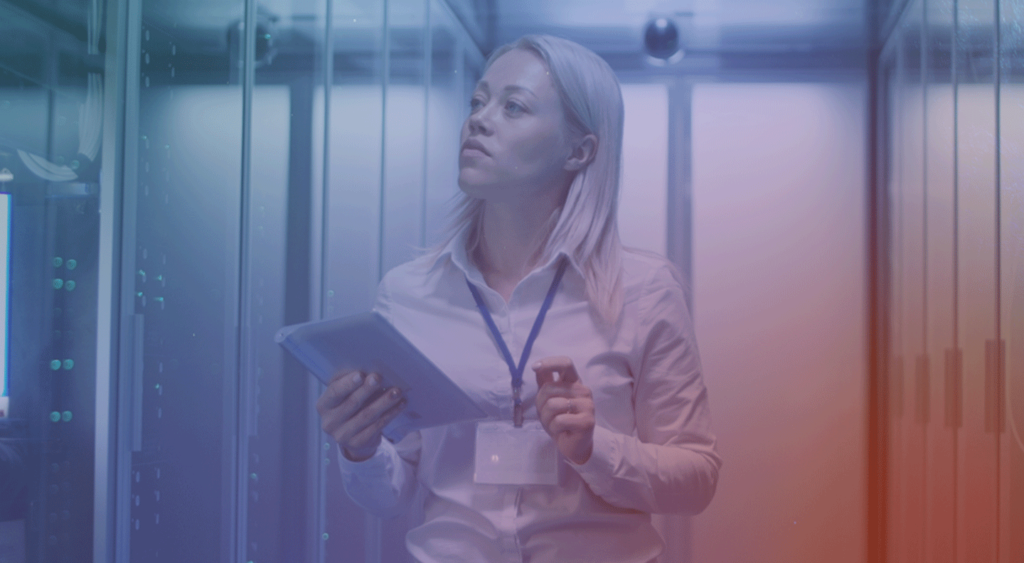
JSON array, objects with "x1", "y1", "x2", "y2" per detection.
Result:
[{"x1": 458, "y1": 49, "x2": 576, "y2": 205}]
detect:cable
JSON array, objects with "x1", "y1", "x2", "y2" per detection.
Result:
[{"x1": 20, "y1": 0, "x2": 104, "y2": 181}]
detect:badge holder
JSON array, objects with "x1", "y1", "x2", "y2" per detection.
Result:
[{"x1": 474, "y1": 420, "x2": 559, "y2": 486}]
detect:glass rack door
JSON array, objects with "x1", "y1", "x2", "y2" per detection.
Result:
[{"x1": 0, "y1": 0, "x2": 111, "y2": 560}]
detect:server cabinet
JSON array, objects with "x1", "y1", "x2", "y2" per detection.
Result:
[
  {"x1": 0, "y1": 0, "x2": 111, "y2": 560},
  {"x1": 117, "y1": 0, "x2": 247, "y2": 558},
  {"x1": 881, "y1": 49, "x2": 905, "y2": 563},
  {"x1": 897, "y1": 6, "x2": 928, "y2": 562},
  {"x1": 996, "y1": 2, "x2": 1023, "y2": 562},
  {"x1": 954, "y1": 1, "x2": 999, "y2": 561},
  {"x1": 922, "y1": 2, "x2": 957, "y2": 563},
  {"x1": 879, "y1": 0, "x2": 1021, "y2": 561},
  {"x1": 1, "y1": 0, "x2": 486, "y2": 561}
]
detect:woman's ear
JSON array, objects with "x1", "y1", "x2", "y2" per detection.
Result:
[{"x1": 564, "y1": 134, "x2": 598, "y2": 172}]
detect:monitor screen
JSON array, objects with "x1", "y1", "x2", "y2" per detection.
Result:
[{"x1": 0, "y1": 193, "x2": 9, "y2": 417}]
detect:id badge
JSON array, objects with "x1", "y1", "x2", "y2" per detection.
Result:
[{"x1": 474, "y1": 420, "x2": 559, "y2": 485}]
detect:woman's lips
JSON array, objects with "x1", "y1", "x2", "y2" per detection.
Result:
[{"x1": 461, "y1": 139, "x2": 489, "y2": 156}]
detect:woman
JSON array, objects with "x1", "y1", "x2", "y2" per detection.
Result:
[{"x1": 316, "y1": 35, "x2": 720, "y2": 562}]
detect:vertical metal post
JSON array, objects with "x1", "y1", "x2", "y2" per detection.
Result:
[
  {"x1": 311, "y1": 1, "x2": 334, "y2": 561},
  {"x1": 111, "y1": 0, "x2": 142, "y2": 558},
  {"x1": 421, "y1": 0, "x2": 432, "y2": 248},
  {"x1": 666, "y1": 81, "x2": 693, "y2": 314},
  {"x1": 232, "y1": 0, "x2": 257, "y2": 560},
  {"x1": 367, "y1": 2, "x2": 389, "y2": 560},
  {"x1": 377, "y1": 0, "x2": 391, "y2": 283},
  {"x1": 992, "y1": 6, "x2": 1004, "y2": 561},
  {"x1": 94, "y1": 0, "x2": 129, "y2": 559}
]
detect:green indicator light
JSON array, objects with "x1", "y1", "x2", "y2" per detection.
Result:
[
  {"x1": 63, "y1": 359, "x2": 74, "y2": 370},
  {"x1": 322, "y1": 533, "x2": 329, "y2": 541},
  {"x1": 50, "y1": 360, "x2": 62, "y2": 371},
  {"x1": 53, "y1": 257, "x2": 63, "y2": 268},
  {"x1": 62, "y1": 411, "x2": 72, "y2": 422},
  {"x1": 323, "y1": 442, "x2": 331, "y2": 451},
  {"x1": 66, "y1": 259, "x2": 77, "y2": 270},
  {"x1": 249, "y1": 473, "x2": 258, "y2": 482},
  {"x1": 49, "y1": 412, "x2": 61, "y2": 423},
  {"x1": 136, "y1": 292, "x2": 143, "y2": 298},
  {"x1": 154, "y1": 296, "x2": 164, "y2": 302},
  {"x1": 155, "y1": 384, "x2": 161, "y2": 390},
  {"x1": 65, "y1": 280, "x2": 76, "y2": 291},
  {"x1": 52, "y1": 279, "x2": 64, "y2": 289}
]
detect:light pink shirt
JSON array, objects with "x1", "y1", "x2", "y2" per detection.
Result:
[{"x1": 337, "y1": 227, "x2": 720, "y2": 563}]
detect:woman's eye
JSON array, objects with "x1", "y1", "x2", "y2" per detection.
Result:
[
  {"x1": 469, "y1": 98, "x2": 484, "y2": 112},
  {"x1": 505, "y1": 101, "x2": 524, "y2": 116}
]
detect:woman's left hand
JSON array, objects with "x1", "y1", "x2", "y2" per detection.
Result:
[{"x1": 533, "y1": 356, "x2": 595, "y2": 465}]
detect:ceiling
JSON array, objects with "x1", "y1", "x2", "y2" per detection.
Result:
[
  {"x1": 137, "y1": 0, "x2": 871, "y2": 54},
  {"x1": 0, "y1": 0, "x2": 873, "y2": 79},
  {"x1": 492, "y1": 0, "x2": 869, "y2": 56}
]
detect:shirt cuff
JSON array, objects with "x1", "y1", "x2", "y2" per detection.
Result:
[
  {"x1": 335, "y1": 440, "x2": 392, "y2": 477},
  {"x1": 565, "y1": 424, "x2": 620, "y2": 493}
]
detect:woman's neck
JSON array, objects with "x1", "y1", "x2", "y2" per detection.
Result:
[{"x1": 475, "y1": 198, "x2": 560, "y2": 299}]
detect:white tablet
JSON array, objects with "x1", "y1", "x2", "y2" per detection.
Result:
[{"x1": 275, "y1": 312, "x2": 486, "y2": 442}]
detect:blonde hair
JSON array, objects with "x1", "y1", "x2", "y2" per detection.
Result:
[{"x1": 439, "y1": 35, "x2": 625, "y2": 325}]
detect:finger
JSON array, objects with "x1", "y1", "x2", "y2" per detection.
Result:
[
  {"x1": 536, "y1": 394, "x2": 560, "y2": 428},
  {"x1": 548, "y1": 411, "x2": 595, "y2": 436},
  {"x1": 535, "y1": 381, "x2": 572, "y2": 411},
  {"x1": 536, "y1": 386, "x2": 569, "y2": 411},
  {"x1": 561, "y1": 396, "x2": 593, "y2": 416},
  {"x1": 316, "y1": 371, "x2": 364, "y2": 413},
  {"x1": 558, "y1": 395, "x2": 594, "y2": 420},
  {"x1": 337, "y1": 372, "x2": 384, "y2": 416},
  {"x1": 538, "y1": 394, "x2": 590, "y2": 429},
  {"x1": 320, "y1": 373, "x2": 386, "y2": 434},
  {"x1": 330, "y1": 369, "x2": 358, "y2": 384},
  {"x1": 537, "y1": 380, "x2": 590, "y2": 414},
  {"x1": 532, "y1": 356, "x2": 579, "y2": 388},
  {"x1": 336, "y1": 386, "x2": 404, "y2": 443},
  {"x1": 569, "y1": 381, "x2": 593, "y2": 400},
  {"x1": 348, "y1": 396, "x2": 407, "y2": 449}
]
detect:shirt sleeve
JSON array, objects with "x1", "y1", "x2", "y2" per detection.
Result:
[
  {"x1": 336, "y1": 431, "x2": 421, "y2": 518},
  {"x1": 569, "y1": 263, "x2": 721, "y2": 515},
  {"x1": 334, "y1": 272, "x2": 421, "y2": 518}
]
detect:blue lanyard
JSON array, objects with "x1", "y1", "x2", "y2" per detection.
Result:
[{"x1": 466, "y1": 258, "x2": 568, "y2": 428}]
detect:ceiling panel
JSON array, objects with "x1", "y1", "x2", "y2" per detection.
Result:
[{"x1": 494, "y1": 0, "x2": 869, "y2": 56}]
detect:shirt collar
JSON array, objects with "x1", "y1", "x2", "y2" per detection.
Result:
[{"x1": 430, "y1": 221, "x2": 585, "y2": 286}]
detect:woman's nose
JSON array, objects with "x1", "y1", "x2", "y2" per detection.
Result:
[{"x1": 467, "y1": 104, "x2": 493, "y2": 135}]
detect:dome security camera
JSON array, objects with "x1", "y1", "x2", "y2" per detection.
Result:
[{"x1": 643, "y1": 17, "x2": 684, "y2": 64}]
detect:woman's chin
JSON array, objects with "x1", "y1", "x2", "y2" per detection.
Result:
[{"x1": 457, "y1": 177, "x2": 497, "y2": 199}]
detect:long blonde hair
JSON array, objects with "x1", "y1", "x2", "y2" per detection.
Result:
[{"x1": 441, "y1": 35, "x2": 625, "y2": 325}]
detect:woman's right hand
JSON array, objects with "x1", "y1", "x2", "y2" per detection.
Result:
[{"x1": 316, "y1": 371, "x2": 406, "y2": 462}]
